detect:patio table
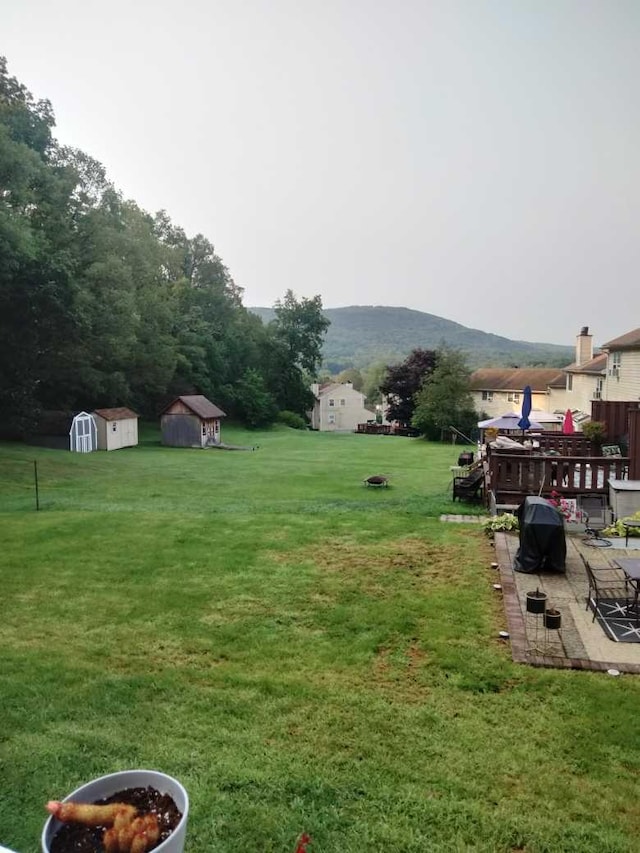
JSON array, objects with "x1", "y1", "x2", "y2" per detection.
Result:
[{"x1": 612, "y1": 558, "x2": 640, "y2": 616}]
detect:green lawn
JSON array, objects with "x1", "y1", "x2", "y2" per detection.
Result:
[{"x1": 1, "y1": 426, "x2": 640, "y2": 852}]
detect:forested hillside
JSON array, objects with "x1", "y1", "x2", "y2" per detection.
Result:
[
  {"x1": 250, "y1": 306, "x2": 573, "y2": 372},
  {"x1": 0, "y1": 58, "x2": 327, "y2": 433}
]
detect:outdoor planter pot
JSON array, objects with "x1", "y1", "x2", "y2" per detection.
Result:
[
  {"x1": 544, "y1": 609, "x2": 562, "y2": 630},
  {"x1": 526, "y1": 589, "x2": 548, "y2": 614},
  {"x1": 42, "y1": 769, "x2": 188, "y2": 853}
]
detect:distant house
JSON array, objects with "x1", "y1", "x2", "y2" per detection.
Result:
[
  {"x1": 547, "y1": 327, "x2": 606, "y2": 415},
  {"x1": 161, "y1": 395, "x2": 227, "y2": 447},
  {"x1": 468, "y1": 367, "x2": 565, "y2": 419},
  {"x1": 309, "y1": 382, "x2": 374, "y2": 432},
  {"x1": 93, "y1": 408, "x2": 139, "y2": 451},
  {"x1": 600, "y1": 327, "x2": 640, "y2": 402}
]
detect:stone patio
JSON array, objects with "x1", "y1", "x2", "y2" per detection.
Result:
[{"x1": 493, "y1": 530, "x2": 640, "y2": 673}]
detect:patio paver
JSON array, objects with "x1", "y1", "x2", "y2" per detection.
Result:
[{"x1": 493, "y1": 531, "x2": 640, "y2": 673}]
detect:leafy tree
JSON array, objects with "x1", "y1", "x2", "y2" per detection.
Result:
[
  {"x1": 380, "y1": 349, "x2": 437, "y2": 424},
  {"x1": 265, "y1": 290, "x2": 330, "y2": 416},
  {"x1": 412, "y1": 347, "x2": 475, "y2": 440},
  {"x1": 272, "y1": 290, "x2": 330, "y2": 374},
  {"x1": 230, "y1": 368, "x2": 278, "y2": 428}
]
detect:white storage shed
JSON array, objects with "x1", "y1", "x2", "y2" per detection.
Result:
[{"x1": 93, "y1": 408, "x2": 139, "y2": 451}]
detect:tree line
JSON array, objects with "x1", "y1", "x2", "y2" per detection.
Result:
[
  {"x1": 1, "y1": 57, "x2": 478, "y2": 442},
  {"x1": 0, "y1": 57, "x2": 329, "y2": 434}
]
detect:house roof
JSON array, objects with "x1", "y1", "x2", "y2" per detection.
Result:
[
  {"x1": 93, "y1": 407, "x2": 139, "y2": 421},
  {"x1": 164, "y1": 395, "x2": 227, "y2": 419},
  {"x1": 602, "y1": 328, "x2": 640, "y2": 350},
  {"x1": 564, "y1": 353, "x2": 607, "y2": 375},
  {"x1": 468, "y1": 368, "x2": 565, "y2": 393}
]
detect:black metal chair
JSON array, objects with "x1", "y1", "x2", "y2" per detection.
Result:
[{"x1": 579, "y1": 553, "x2": 632, "y2": 621}]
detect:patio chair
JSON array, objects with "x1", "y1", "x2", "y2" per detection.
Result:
[
  {"x1": 452, "y1": 466, "x2": 484, "y2": 502},
  {"x1": 579, "y1": 553, "x2": 631, "y2": 621}
]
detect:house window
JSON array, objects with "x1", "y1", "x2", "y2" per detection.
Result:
[
  {"x1": 328, "y1": 413, "x2": 336, "y2": 424},
  {"x1": 111, "y1": 422, "x2": 118, "y2": 432},
  {"x1": 328, "y1": 399, "x2": 335, "y2": 407},
  {"x1": 481, "y1": 391, "x2": 493, "y2": 402},
  {"x1": 566, "y1": 375, "x2": 573, "y2": 391},
  {"x1": 507, "y1": 393, "x2": 520, "y2": 403},
  {"x1": 609, "y1": 352, "x2": 622, "y2": 377},
  {"x1": 340, "y1": 399, "x2": 346, "y2": 406},
  {"x1": 593, "y1": 378, "x2": 603, "y2": 400}
]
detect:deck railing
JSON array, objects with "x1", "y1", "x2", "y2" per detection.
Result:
[
  {"x1": 533, "y1": 432, "x2": 595, "y2": 457},
  {"x1": 487, "y1": 451, "x2": 629, "y2": 503}
]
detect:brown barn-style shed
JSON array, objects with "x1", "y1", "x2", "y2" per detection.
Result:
[{"x1": 161, "y1": 395, "x2": 227, "y2": 448}]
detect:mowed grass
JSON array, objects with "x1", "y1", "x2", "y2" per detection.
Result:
[{"x1": 2, "y1": 426, "x2": 640, "y2": 852}]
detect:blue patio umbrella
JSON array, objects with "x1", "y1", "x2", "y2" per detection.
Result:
[{"x1": 518, "y1": 385, "x2": 533, "y2": 431}]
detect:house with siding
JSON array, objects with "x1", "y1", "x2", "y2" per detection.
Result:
[
  {"x1": 469, "y1": 367, "x2": 565, "y2": 419},
  {"x1": 547, "y1": 326, "x2": 606, "y2": 415},
  {"x1": 309, "y1": 382, "x2": 374, "y2": 432},
  {"x1": 600, "y1": 328, "x2": 640, "y2": 402}
]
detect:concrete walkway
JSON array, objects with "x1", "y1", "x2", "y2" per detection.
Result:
[{"x1": 494, "y1": 530, "x2": 640, "y2": 673}]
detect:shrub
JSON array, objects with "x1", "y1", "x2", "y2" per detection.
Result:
[
  {"x1": 582, "y1": 420, "x2": 606, "y2": 445},
  {"x1": 602, "y1": 510, "x2": 640, "y2": 538},
  {"x1": 277, "y1": 410, "x2": 308, "y2": 430},
  {"x1": 483, "y1": 513, "x2": 519, "y2": 537}
]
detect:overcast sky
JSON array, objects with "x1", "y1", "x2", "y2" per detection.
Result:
[{"x1": 4, "y1": 0, "x2": 639, "y2": 346}]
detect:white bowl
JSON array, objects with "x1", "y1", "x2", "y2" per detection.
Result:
[{"x1": 41, "y1": 769, "x2": 188, "y2": 853}]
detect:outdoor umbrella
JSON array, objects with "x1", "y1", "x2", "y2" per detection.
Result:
[
  {"x1": 518, "y1": 385, "x2": 533, "y2": 431},
  {"x1": 562, "y1": 409, "x2": 575, "y2": 435},
  {"x1": 477, "y1": 413, "x2": 544, "y2": 431}
]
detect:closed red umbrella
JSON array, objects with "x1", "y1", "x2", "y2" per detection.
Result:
[{"x1": 562, "y1": 409, "x2": 575, "y2": 435}]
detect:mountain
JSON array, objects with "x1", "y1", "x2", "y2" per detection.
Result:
[{"x1": 248, "y1": 305, "x2": 573, "y2": 371}]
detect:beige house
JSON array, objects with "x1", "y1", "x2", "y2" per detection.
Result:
[
  {"x1": 469, "y1": 367, "x2": 565, "y2": 419},
  {"x1": 600, "y1": 328, "x2": 640, "y2": 402},
  {"x1": 547, "y1": 326, "x2": 606, "y2": 415},
  {"x1": 93, "y1": 408, "x2": 139, "y2": 451},
  {"x1": 309, "y1": 382, "x2": 374, "y2": 431}
]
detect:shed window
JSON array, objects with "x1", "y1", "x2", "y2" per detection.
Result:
[
  {"x1": 328, "y1": 398, "x2": 335, "y2": 407},
  {"x1": 481, "y1": 391, "x2": 493, "y2": 402},
  {"x1": 328, "y1": 414, "x2": 336, "y2": 424},
  {"x1": 340, "y1": 398, "x2": 346, "y2": 406},
  {"x1": 111, "y1": 422, "x2": 118, "y2": 432},
  {"x1": 507, "y1": 393, "x2": 520, "y2": 403}
]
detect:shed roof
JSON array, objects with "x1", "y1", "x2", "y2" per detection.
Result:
[
  {"x1": 602, "y1": 328, "x2": 640, "y2": 350},
  {"x1": 164, "y1": 395, "x2": 227, "y2": 419},
  {"x1": 468, "y1": 367, "x2": 565, "y2": 392},
  {"x1": 93, "y1": 407, "x2": 139, "y2": 421}
]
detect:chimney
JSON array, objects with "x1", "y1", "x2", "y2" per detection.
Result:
[
  {"x1": 311, "y1": 383, "x2": 320, "y2": 397},
  {"x1": 576, "y1": 326, "x2": 593, "y2": 366}
]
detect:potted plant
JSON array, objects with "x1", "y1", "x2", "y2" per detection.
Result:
[
  {"x1": 543, "y1": 608, "x2": 562, "y2": 630},
  {"x1": 526, "y1": 589, "x2": 547, "y2": 614},
  {"x1": 582, "y1": 420, "x2": 606, "y2": 451},
  {"x1": 42, "y1": 769, "x2": 188, "y2": 853}
]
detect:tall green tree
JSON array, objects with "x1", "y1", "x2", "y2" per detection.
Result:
[
  {"x1": 379, "y1": 349, "x2": 437, "y2": 424},
  {"x1": 267, "y1": 290, "x2": 330, "y2": 415},
  {"x1": 412, "y1": 347, "x2": 476, "y2": 440}
]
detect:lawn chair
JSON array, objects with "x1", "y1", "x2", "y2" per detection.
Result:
[
  {"x1": 579, "y1": 553, "x2": 631, "y2": 620},
  {"x1": 452, "y1": 467, "x2": 484, "y2": 503}
]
